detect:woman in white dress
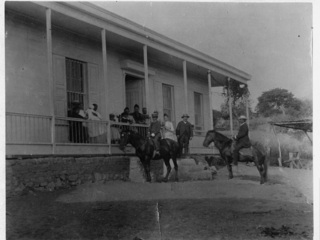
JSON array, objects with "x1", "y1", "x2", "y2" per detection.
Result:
[
  {"x1": 86, "y1": 104, "x2": 107, "y2": 143},
  {"x1": 162, "y1": 113, "x2": 177, "y2": 141}
]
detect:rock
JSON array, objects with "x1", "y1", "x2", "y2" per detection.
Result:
[
  {"x1": 47, "y1": 182, "x2": 55, "y2": 191},
  {"x1": 70, "y1": 181, "x2": 78, "y2": 186},
  {"x1": 68, "y1": 174, "x2": 78, "y2": 182},
  {"x1": 26, "y1": 182, "x2": 34, "y2": 187},
  {"x1": 94, "y1": 172, "x2": 102, "y2": 181},
  {"x1": 55, "y1": 178, "x2": 62, "y2": 188},
  {"x1": 40, "y1": 181, "x2": 48, "y2": 187}
]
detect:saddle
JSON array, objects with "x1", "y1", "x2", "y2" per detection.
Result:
[{"x1": 231, "y1": 140, "x2": 253, "y2": 157}]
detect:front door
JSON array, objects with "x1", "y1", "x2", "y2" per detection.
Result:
[{"x1": 125, "y1": 74, "x2": 144, "y2": 112}]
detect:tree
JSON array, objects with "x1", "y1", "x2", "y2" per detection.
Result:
[
  {"x1": 220, "y1": 79, "x2": 252, "y2": 120},
  {"x1": 220, "y1": 98, "x2": 253, "y2": 120},
  {"x1": 255, "y1": 88, "x2": 302, "y2": 117}
]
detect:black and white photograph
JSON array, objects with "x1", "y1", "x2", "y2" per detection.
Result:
[{"x1": 4, "y1": 1, "x2": 318, "y2": 239}]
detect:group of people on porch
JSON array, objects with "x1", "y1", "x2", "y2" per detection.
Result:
[
  {"x1": 68, "y1": 100, "x2": 250, "y2": 162},
  {"x1": 68, "y1": 100, "x2": 194, "y2": 157}
]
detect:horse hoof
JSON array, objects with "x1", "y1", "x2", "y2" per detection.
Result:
[{"x1": 162, "y1": 178, "x2": 168, "y2": 183}]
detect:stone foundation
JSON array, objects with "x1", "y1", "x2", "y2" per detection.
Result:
[{"x1": 6, "y1": 156, "x2": 131, "y2": 195}]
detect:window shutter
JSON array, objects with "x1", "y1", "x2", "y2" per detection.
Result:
[
  {"x1": 53, "y1": 55, "x2": 67, "y2": 116},
  {"x1": 88, "y1": 63, "x2": 100, "y2": 109}
]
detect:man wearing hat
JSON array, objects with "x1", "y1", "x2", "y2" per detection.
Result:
[
  {"x1": 176, "y1": 114, "x2": 193, "y2": 157},
  {"x1": 149, "y1": 111, "x2": 162, "y2": 157},
  {"x1": 232, "y1": 115, "x2": 251, "y2": 172}
]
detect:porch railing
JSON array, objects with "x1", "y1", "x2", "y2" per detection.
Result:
[
  {"x1": 6, "y1": 112, "x2": 149, "y2": 146},
  {"x1": 6, "y1": 112, "x2": 52, "y2": 144}
]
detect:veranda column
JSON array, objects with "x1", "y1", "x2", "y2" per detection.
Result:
[
  {"x1": 227, "y1": 77, "x2": 234, "y2": 135},
  {"x1": 207, "y1": 71, "x2": 214, "y2": 129},
  {"x1": 46, "y1": 8, "x2": 55, "y2": 154},
  {"x1": 102, "y1": 29, "x2": 111, "y2": 154},
  {"x1": 245, "y1": 84, "x2": 250, "y2": 135},
  {"x1": 183, "y1": 60, "x2": 188, "y2": 114},
  {"x1": 143, "y1": 45, "x2": 150, "y2": 113}
]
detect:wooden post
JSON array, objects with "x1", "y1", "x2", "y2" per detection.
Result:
[
  {"x1": 245, "y1": 92, "x2": 250, "y2": 137},
  {"x1": 101, "y1": 29, "x2": 111, "y2": 154},
  {"x1": 227, "y1": 78, "x2": 233, "y2": 135},
  {"x1": 183, "y1": 60, "x2": 188, "y2": 114},
  {"x1": 46, "y1": 8, "x2": 55, "y2": 154},
  {"x1": 271, "y1": 125, "x2": 282, "y2": 167},
  {"x1": 143, "y1": 45, "x2": 150, "y2": 113},
  {"x1": 304, "y1": 131, "x2": 313, "y2": 145},
  {"x1": 207, "y1": 71, "x2": 213, "y2": 129}
]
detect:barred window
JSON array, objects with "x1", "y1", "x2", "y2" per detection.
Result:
[{"x1": 66, "y1": 58, "x2": 88, "y2": 112}]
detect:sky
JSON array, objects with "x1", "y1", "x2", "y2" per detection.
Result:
[{"x1": 93, "y1": 1, "x2": 313, "y2": 109}]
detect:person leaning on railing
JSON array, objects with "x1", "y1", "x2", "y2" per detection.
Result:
[
  {"x1": 109, "y1": 113, "x2": 120, "y2": 144},
  {"x1": 68, "y1": 100, "x2": 88, "y2": 143},
  {"x1": 86, "y1": 104, "x2": 108, "y2": 143}
]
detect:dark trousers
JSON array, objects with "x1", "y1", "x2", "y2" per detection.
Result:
[
  {"x1": 152, "y1": 133, "x2": 161, "y2": 151},
  {"x1": 232, "y1": 141, "x2": 250, "y2": 165},
  {"x1": 178, "y1": 135, "x2": 190, "y2": 156}
]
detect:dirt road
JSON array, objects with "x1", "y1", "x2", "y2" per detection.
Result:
[{"x1": 7, "y1": 164, "x2": 313, "y2": 240}]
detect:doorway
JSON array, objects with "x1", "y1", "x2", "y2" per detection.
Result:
[{"x1": 125, "y1": 74, "x2": 144, "y2": 112}]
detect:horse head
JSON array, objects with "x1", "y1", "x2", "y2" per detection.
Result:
[
  {"x1": 119, "y1": 129, "x2": 133, "y2": 151},
  {"x1": 203, "y1": 130, "x2": 216, "y2": 147}
]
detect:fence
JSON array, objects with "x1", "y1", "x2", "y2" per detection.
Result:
[{"x1": 6, "y1": 112, "x2": 149, "y2": 146}]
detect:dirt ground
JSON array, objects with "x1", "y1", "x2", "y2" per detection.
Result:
[{"x1": 6, "y1": 164, "x2": 313, "y2": 240}]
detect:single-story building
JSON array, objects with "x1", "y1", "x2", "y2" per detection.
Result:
[{"x1": 5, "y1": 1, "x2": 251, "y2": 157}]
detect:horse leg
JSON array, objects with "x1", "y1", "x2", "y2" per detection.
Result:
[
  {"x1": 142, "y1": 159, "x2": 152, "y2": 182},
  {"x1": 172, "y1": 156, "x2": 179, "y2": 182},
  {"x1": 226, "y1": 156, "x2": 233, "y2": 179},
  {"x1": 253, "y1": 156, "x2": 264, "y2": 184},
  {"x1": 163, "y1": 158, "x2": 171, "y2": 182}
]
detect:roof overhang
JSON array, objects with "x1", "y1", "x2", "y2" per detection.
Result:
[{"x1": 6, "y1": 1, "x2": 251, "y2": 85}]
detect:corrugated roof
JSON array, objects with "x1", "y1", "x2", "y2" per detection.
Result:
[{"x1": 269, "y1": 119, "x2": 312, "y2": 132}]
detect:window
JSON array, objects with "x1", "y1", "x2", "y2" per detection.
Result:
[
  {"x1": 66, "y1": 58, "x2": 88, "y2": 112},
  {"x1": 162, "y1": 84, "x2": 175, "y2": 121},
  {"x1": 194, "y1": 92, "x2": 204, "y2": 133}
]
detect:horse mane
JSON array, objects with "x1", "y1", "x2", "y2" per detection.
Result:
[{"x1": 212, "y1": 130, "x2": 232, "y2": 143}]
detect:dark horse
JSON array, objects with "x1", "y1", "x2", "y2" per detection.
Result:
[
  {"x1": 203, "y1": 130, "x2": 268, "y2": 184},
  {"x1": 119, "y1": 129, "x2": 180, "y2": 182}
]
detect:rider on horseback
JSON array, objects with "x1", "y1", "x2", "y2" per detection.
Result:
[
  {"x1": 232, "y1": 115, "x2": 251, "y2": 172},
  {"x1": 148, "y1": 112, "x2": 162, "y2": 158}
]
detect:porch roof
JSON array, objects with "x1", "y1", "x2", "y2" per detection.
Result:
[{"x1": 6, "y1": 1, "x2": 251, "y2": 86}]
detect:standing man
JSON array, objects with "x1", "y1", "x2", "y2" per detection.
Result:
[
  {"x1": 149, "y1": 112, "x2": 162, "y2": 157},
  {"x1": 176, "y1": 114, "x2": 193, "y2": 157},
  {"x1": 232, "y1": 115, "x2": 251, "y2": 173}
]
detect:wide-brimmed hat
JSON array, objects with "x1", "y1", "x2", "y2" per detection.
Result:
[
  {"x1": 181, "y1": 114, "x2": 190, "y2": 118},
  {"x1": 238, "y1": 115, "x2": 247, "y2": 120}
]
